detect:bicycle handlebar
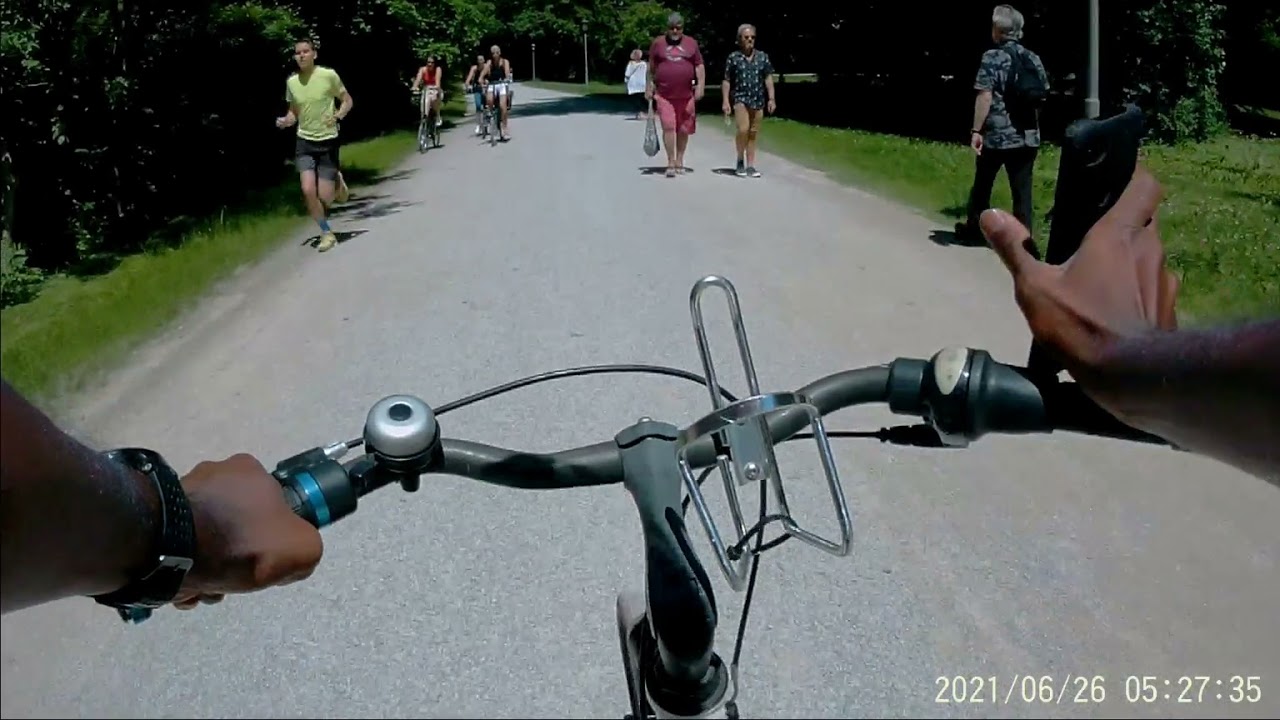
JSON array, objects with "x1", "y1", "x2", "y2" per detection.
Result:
[{"x1": 124, "y1": 344, "x2": 1173, "y2": 717}]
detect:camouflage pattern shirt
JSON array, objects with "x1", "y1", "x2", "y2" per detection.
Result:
[{"x1": 974, "y1": 40, "x2": 1050, "y2": 150}]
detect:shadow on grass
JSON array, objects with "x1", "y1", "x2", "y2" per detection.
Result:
[{"x1": 1227, "y1": 189, "x2": 1280, "y2": 209}]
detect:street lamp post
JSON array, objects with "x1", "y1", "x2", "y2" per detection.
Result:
[
  {"x1": 1085, "y1": 0, "x2": 1100, "y2": 118},
  {"x1": 531, "y1": 42, "x2": 537, "y2": 80},
  {"x1": 582, "y1": 22, "x2": 590, "y2": 85}
]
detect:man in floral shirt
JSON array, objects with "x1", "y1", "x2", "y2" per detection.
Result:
[{"x1": 721, "y1": 23, "x2": 776, "y2": 177}]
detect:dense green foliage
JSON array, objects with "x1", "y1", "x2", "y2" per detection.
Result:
[{"x1": 2, "y1": 0, "x2": 1274, "y2": 307}]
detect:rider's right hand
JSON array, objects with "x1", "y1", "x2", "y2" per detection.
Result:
[
  {"x1": 980, "y1": 164, "x2": 1180, "y2": 420},
  {"x1": 170, "y1": 453, "x2": 324, "y2": 610}
]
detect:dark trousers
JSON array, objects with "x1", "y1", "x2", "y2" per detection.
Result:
[{"x1": 965, "y1": 145, "x2": 1039, "y2": 237}]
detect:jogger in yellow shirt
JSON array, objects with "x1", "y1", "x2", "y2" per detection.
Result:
[{"x1": 276, "y1": 37, "x2": 354, "y2": 252}]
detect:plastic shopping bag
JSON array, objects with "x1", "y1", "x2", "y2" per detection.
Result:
[{"x1": 643, "y1": 98, "x2": 661, "y2": 157}]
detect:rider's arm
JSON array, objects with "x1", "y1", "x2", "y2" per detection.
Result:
[
  {"x1": 464, "y1": 65, "x2": 476, "y2": 86},
  {"x1": 0, "y1": 379, "x2": 162, "y2": 613},
  {"x1": 1085, "y1": 322, "x2": 1280, "y2": 485},
  {"x1": 411, "y1": 68, "x2": 423, "y2": 92},
  {"x1": 480, "y1": 61, "x2": 491, "y2": 83}
]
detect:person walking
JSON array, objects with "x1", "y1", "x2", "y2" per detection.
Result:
[
  {"x1": 956, "y1": 4, "x2": 1049, "y2": 247},
  {"x1": 463, "y1": 54, "x2": 487, "y2": 135},
  {"x1": 646, "y1": 12, "x2": 705, "y2": 178},
  {"x1": 624, "y1": 49, "x2": 648, "y2": 120},
  {"x1": 721, "y1": 23, "x2": 776, "y2": 177},
  {"x1": 276, "y1": 37, "x2": 354, "y2": 253}
]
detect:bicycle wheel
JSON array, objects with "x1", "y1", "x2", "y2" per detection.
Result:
[{"x1": 417, "y1": 119, "x2": 429, "y2": 153}]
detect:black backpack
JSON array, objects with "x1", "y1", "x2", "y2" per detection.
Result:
[{"x1": 1003, "y1": 43, "x2": 1047, "y2": 128}]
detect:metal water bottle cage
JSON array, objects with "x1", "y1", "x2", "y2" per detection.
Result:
[{"x1": 678, "y1": 276, "x2": 854, "y2": 591}]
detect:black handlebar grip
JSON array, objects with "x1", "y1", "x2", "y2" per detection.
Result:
[
  {"x1": 1044, "y1": 382, "x2": 1170, "y2": 446},
  {"x1": 274, "y1": 458, "x2": 359, "y2": 529}
]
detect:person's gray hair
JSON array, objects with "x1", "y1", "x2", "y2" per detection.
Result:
[
  {"x1": 992, "y1": 5, "x2": 1025, "y2": 41},
  {"x1": 737, "y1": 23, "x2": 756, "y2": 40},
  {"x1": 667, "y1": 12, "x2": 683, "y2": 26}
]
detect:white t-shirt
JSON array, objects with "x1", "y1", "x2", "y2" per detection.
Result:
[{"x1": 625, "y1": 61, "x2": 648, "y2": 95}]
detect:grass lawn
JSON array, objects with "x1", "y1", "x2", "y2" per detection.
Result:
[
  {"x1": 527, "y1": 79, "x2": 1279, "y2": 324},
  {"x1": 0, "y1": 95, "x2": 466, "y2": 404}
]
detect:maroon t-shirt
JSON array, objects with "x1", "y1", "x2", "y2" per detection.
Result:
[{"x1": 649, "y1": 34, "x2": 703, "y2": 101}]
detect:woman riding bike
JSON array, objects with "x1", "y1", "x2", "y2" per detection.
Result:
[
  {"x1": 463, "y1": 54, "x2": 487, "y2": 135},
  {"x1": 411, "y1": 56, "x2": 443, "y2": 129},
  {"x1": 482, "y1": 45, "x2": 513, "y2": 139}
]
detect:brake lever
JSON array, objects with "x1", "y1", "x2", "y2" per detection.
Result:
[{"x1": 876, "y1": 424, "x2": 953, "y2": 448}]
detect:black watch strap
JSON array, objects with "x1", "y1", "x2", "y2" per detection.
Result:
[{"x1": 92, "y1": 448, "x2": 197, "y2": 623}]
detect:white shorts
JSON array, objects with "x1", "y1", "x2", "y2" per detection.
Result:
[
  {"x1": 420, "y1": 87, "x2": 440, "y2": 111},
  {"x1": 488, "y1": 81, "x2": 510, "y2": 97}
]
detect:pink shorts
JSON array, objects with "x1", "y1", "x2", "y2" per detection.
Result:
[{"x1": 654, "y1": 95, "x2": 697, "y2": 135}]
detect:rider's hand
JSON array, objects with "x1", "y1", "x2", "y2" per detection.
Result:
[
  {"x1": 766, "y1": 99, "x2": 777, "y2": 114},
  {"x1": 980, "y1": 164, "x2": 1180, "y2": 416},
  {"x1": 170, "y1": 453, "x2": 324, "y2": 609},
  {"x1": 275, "y1": 115, "x2": 294, "y2": 129},
  {"x1": 970, "y1": 131, "x2": 983, "y2": 154},
  {"x1": 722, "y1": 101, "x2": 731, "y2": 116},
  {"x1": 695, "y1": 86, "x2": 705, "y2": 101}
]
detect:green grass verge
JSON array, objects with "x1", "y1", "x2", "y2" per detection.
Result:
[
  {"x1": 532, "y1": 80, "x2": 1279, "y2": 323},
  {"x1": 1, "y1": 95, "x2": 466, "y2": 404}
]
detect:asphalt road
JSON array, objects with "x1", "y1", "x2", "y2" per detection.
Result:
[{"x1": 2, "y1": 86, "x2": 1276, "y2": 719}]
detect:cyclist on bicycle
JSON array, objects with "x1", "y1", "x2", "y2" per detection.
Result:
[
  {"x1": 410, "y1": 55, "x2": 443, "y2": 129},
  {"x1": 481, "y1": 45, "x2": 513, "y2": 138},
  {"x1": 463, "y1": 54, "x2": 486, "y2": 135}
]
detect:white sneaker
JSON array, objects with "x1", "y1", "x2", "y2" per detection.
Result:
[{"x1": 475, "y1": 125, "x2": 481, "y2": 135}]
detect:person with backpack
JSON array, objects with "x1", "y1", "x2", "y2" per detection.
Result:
[{"x1": 956, "y1": 4, "x2": 1049, "y2": 249}]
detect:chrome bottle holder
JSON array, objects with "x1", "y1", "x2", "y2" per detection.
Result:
[{"x1": 676, "y1": 276, "x2": 854, "y2": 592}]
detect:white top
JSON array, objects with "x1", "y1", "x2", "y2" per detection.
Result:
[{"x1": 624, "y1": 61, "x2": 647, "y2": 95}]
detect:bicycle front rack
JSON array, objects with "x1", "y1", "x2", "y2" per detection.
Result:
[{"x1": 676, "y1": 276, "x2": 854, "y2": 592}]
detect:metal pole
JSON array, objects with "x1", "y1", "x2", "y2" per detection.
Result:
[
  {"x1": 531, "y1": 43, "x2": 537, "y2": 80},
  {"x1": 1084, "y1": 0, "x2": 1100, "y2": 118},
  {"x1": 583, "y1": 26, "x2": 590, "y2": 84}
]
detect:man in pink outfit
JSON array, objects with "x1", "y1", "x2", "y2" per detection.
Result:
[{"x1": 646, "y1": 12, "x2": 705, "y2": 178}]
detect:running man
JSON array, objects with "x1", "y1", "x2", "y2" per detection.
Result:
[
  {"x1": 276, "y1": 37, "x2": 353, "y2": 252},
  {"x1": 410, "y1": 55, "x2": 444, "y2": 130},
  {"x1": 463, "y1": 54, "x2": 487, "y2": 134},
  {"x1": 481, "y1": 45, "x2": 514, "y2": 138}
]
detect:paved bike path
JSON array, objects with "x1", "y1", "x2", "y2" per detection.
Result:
[{"x1": 3, "y1": 86, "x2": 1276, "y2": 719}]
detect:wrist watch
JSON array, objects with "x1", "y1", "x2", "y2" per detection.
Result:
[{"x1": 91, "y1": 448, "x2": 197, "y2": 623}]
